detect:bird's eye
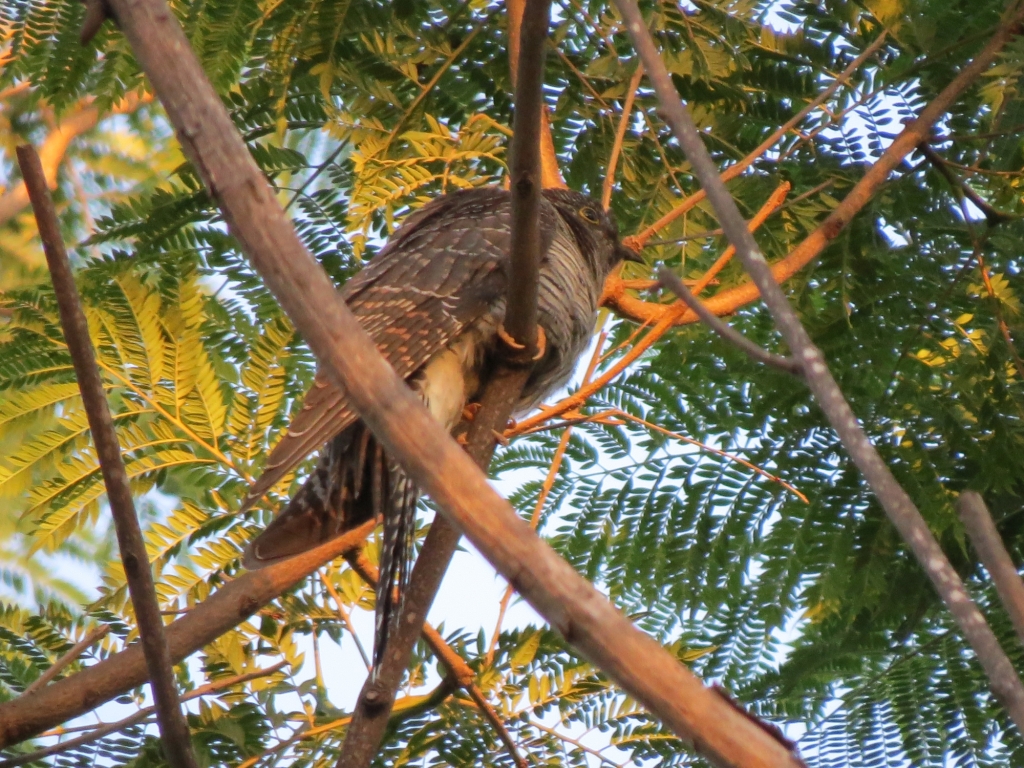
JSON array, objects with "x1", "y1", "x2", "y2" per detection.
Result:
[{"x1": 578, "y1": 206, "x2": 601, "y2": 225}]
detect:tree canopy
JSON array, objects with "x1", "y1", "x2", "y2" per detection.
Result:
[{"x1": 2, "y1": 0, "x2": 1024, "y2": 766}]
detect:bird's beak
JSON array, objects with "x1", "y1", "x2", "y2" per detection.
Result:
[{"x1": 617, "y1": 242, "x2": 644, "y2": 264}]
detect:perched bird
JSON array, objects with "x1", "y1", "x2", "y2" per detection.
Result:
[{"x1": 241, "y1": 186, "x2": 639, "y2": 668}]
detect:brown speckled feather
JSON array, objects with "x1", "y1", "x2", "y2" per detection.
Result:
[{"x1": 238, "y1": 188, "x2": 528, "y2": 513}]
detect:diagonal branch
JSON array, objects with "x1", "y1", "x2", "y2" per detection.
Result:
[
  {"x1": 21, "y1": 625, "x2": 110, "y2": 697},
  {"x1": 602, "y1": 63, "x2": 645, "y2": 209},
  {"x1": 615, "y1": 0, "x2": 1024, "y2": 733},
  {"x1": 958, "y1": 492, "x2": 1024, "y2": 648},
  {"x1": 16, "y1": 144, "x2": 198, "y2": 768}
]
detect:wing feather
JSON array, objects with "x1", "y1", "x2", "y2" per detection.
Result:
[{"x1": 239, "y1": 188, "x2": 523, "y2": 512}]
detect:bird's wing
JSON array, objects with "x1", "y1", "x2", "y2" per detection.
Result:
[{"x1": 239, "y1": 187, "x2": 545, "y2": 512}]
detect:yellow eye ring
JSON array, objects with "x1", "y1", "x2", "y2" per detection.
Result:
[{"x1": 578, "y1": 206, "x2": 601, "y2": 224}]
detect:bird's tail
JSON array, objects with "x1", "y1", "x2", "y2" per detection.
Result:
[{"x1": 242, "y1": 423, "x2": 418, "y2": 671}]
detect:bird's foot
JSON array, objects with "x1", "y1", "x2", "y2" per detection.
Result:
[
  {"x1": 532, "y1": 325, "x2": 547, "y2": 361},
  {"x1": 461, "y1": 402, "x2": 483, "y2": 422},
  {"x1": 496, "y1": 323, "x2": 547, "y2": 361}
]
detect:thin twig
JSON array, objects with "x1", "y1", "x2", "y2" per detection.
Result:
[
  {"x1": 689, "y1": 182, "x2": 791, "y2": 296},
  {"x1": 21, "y1": 625, "x2": 110, "y2": 697},
  {"x1": 16, "y1": 144, "x2": 198, "y2": 768},
  {"x1": 958, "y1": 491, "x2": 1024, "y2": 648},
  {"x1": 658, "y1": 269, "x2": 801, "y2": 375},
  {"x1": 977, "y1": 254, "x2": 1024, "y2": 379},
  {"x1": 917, "y1": 141, "x2": 1016, "y2": 224},
  {"x1": 606, "y1": 407, "x2": 808, "y2": 504},
  {"x1": 616, "y1": 0, "x2": 1024, "y2": 733},
  {"x1": 319, "y1": 571, "x2": 371, "y2": 670},
  {"x1": 602, "y1": 63, "x2": 644, "y2": 209}
]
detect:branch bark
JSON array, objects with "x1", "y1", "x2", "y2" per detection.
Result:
[
  {"x1": 17, "y1": 143, "x2": 198, "y2": 768},
  {"x1": 958, "y1": 491, "x2": 1024, "y2": 648},
  {"x1": 0, "y1": 520, "x2": 375, "y2": 748},
  {"x1": 615, "y1": 0, "x2": 1024, "y2": 733},
  {"x1": 76, "y1": 0, "x2": 809, "y2": 763}
]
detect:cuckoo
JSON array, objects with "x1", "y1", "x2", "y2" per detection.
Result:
[{"x1": 241, "y1": 186, "x2": 639, "y2": 667}]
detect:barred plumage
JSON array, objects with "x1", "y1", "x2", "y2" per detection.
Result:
[{"x1": 242, "y1": 186, "x2": 638, "y2": 671}]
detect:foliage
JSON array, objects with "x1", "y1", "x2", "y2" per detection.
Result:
[{"x1": 2, "y1": 0, "x2": 1024, "y2": 766}]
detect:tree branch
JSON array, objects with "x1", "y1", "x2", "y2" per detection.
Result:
[
  {"x1": 615, "y1": 0, "x2": 1024, "y2": 733},
  {"x1": 657, "y1": 268, "x2": 800, "y2": 374},
  {"x1": 602, "y1": 63, "x2": 644, "y2": 210},
  {"x1": 0, "y1": 520, "x2": 375, "y2": 748},
  {"x1": 21, "y1": 625, "x2": 110, "y2": 697},
  {"x1": 16, "y1": 143, "x2": 198, "y2": 768},
  {"x1": 958, "y1": 491, "x2": 1024, "y2": 648},
  {"x1": 507, "y1": 0, "x2": 565, "y2": 188},
  {"x1": 625, "y1": 31, "x2": 888, "y2": 251}
]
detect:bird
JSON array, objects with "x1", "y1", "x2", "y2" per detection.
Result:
[{"x1": 240, "y1": 185, "x2": 639, "y2": 671}]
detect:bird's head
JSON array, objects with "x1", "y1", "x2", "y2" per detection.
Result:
[{"x1": 543, "y1": 188, "x2": 642, "y2": 278}]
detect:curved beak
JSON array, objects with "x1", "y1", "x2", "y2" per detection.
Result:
[{"x1": 617, "y1": 242, "x2": 643, "y2": 264}]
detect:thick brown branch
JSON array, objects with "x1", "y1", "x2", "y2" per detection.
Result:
[
  {"x1": 0, "y1": 520, "x2": 375, "y2": 748},
  {"x1": 17, "y1": 144, "x2": 198, "y2": 768},
  {"x1": 92, "y1": 0, "x2": 810, "y2": 762},
  {"x1": 616, "y1": 0, "x2": 1024, "y2": 733},
  {"x1": 958, "y1": 492, "x2": 1024, "y2": 648}
]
